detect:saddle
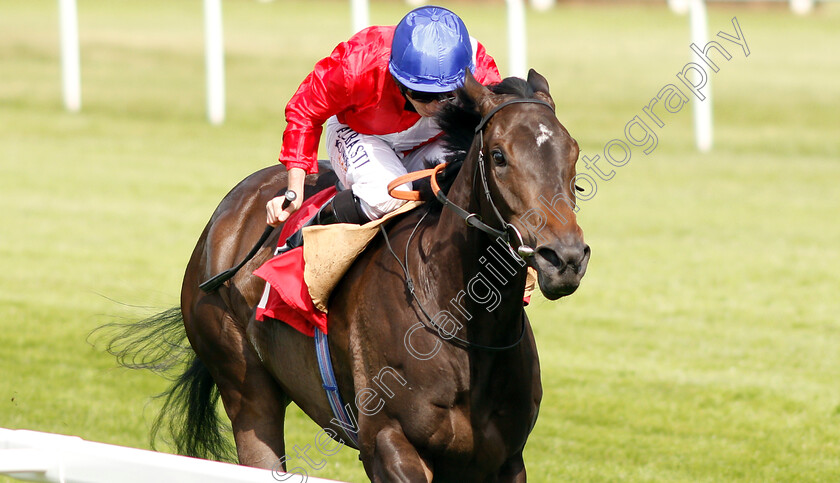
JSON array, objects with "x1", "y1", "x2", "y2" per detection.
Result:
[{"x1": 253, "y1": 175, "x2": 422, "y2": 335}]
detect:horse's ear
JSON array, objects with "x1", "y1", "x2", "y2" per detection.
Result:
[
  {"x1": 461, "y1": 69, "x2": 495, "y2": 113},
  {"x1": 527, "y1": 69, "x2": 550, "y2": 95},
  {"x1": 527, "y1": 69, "x2": 555, "y2": 109}
]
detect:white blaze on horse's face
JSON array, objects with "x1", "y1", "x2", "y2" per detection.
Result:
[{"x1": 535, "y1": 123, "x2": 554, "y2": 147}]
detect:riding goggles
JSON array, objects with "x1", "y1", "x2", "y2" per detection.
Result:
[{"x1": 406, "y1": 88, "x2": 457, "y2": 104}]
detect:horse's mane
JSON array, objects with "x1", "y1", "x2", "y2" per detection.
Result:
[
  {"x1": 440, "y1": 76, "x2": 536, "y2": 162},
  {"x1": 414, "y1": 77, "x2": 536, "y2": 204}
]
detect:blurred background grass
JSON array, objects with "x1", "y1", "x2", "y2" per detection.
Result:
[{"x1": 1, "y1": 0, "x2": 839, "y2": 481}]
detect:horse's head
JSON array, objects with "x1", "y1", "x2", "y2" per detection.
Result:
[{"x1": 462, "y1": 70, "x2": 590, "y2": 300}]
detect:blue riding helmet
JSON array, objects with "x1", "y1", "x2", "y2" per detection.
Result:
[{"x1": 389, "y1": 6, "x2": 474, "y2": 93}]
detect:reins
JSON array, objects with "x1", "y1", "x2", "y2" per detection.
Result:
[{"x1": 382, "y1": 97, "x2": 556, "y2": 351}]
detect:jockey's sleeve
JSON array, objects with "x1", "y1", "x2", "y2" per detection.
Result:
[
  {"x1": 279, "y1": 35, "x2": 501, "y2": 175},
  {"x1": 280, "y1": 41, "x2": 354, "y2": 175},
  {"x1": 474, "y1": 41, "x2": 502, "y2": 86}
]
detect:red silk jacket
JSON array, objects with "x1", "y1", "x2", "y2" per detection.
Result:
[{"x1": 279, "y1": 25, "x2": 502, "y2": 174}]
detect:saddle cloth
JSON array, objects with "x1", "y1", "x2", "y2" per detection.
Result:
[
  {"x1": 253, "y1": 191, "x2": 537, "y2": 337},
  {"x1": 253, "y1": 192, "x2": 422, "y2": 336}
]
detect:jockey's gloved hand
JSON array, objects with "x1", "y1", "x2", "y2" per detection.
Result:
[{"x1": 267, "y1": 167, "x2": 306, "y2": 226}]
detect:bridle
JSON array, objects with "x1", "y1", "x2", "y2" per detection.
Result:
[
  {"x1": 383, "y1": 97, "x2": 556, "y2": 351},
  {"x1": 388, "y1": 97, "x2": 556, "y2": 260}
]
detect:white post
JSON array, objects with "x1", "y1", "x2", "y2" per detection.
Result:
[
  {"x1": 667, "y1": 0, "x2": 689, "y2": 15},
  {"x1": 790, "y1": 0, "x2": 815, "y2": 15},
  {"x1": 204, "y1": 0, "x2": 225, "y2": 125},
  {"x1": 506, "y1": 0, "x2": 527, "y2": 78},
  {"x1": 530, "y1": 0, "x2": 555, "y2": 12},
  {"x1": 58, "y1": 0, "x2": 81, "y2": 112},
  {"x1": 351, "y1": 0, "x2": 369, "y2": 33},
  {"x1": 689, "y1": 0, "x2": 712, "y2": 152}
]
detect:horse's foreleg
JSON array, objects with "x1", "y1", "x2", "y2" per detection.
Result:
[
  {"x1": 497, "y1": 451, "x2": 527, "y2": 483},
  {"x1": 187, "y1": 301, "x2": 290, "y2": 469},
  {"x1": 364, "y1": 426, "x2": 433, "y2": 483}
]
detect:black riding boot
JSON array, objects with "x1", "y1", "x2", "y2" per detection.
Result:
[
  {"x1": 281, "y1": 190, "x2": 369, "y2": 252},
  {"x1": 315, "y1": 189, "x2": 370, "y2": 225}
]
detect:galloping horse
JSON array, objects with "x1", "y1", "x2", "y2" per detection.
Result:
[{"x1": 109, "y1": 70, "x2": 589, "y2": 482}]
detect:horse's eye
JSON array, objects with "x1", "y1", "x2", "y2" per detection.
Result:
[
  {"x1": 491, "y1": 149, "x2": 506, "y2": 166},
  {"x1": 575, "y1": 184, "x2": 584, "y2": 193}
]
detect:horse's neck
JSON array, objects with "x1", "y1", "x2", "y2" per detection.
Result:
[{"x1": 423, "y1": 154, "x2": 528, "y2": 345}]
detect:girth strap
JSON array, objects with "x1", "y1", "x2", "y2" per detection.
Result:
[{"x1": 314, "y1": 327, "x2": 359, "y2": 446}]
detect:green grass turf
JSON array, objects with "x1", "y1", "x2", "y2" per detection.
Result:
[{"x1": 1, "y1": 0, "x2": 839, "y2": 481}]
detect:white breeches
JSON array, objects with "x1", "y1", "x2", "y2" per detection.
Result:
[{"x1": 325, "y1": 115, "x2": 449, "y2": 220}]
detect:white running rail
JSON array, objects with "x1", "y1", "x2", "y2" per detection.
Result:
[{"x1": 0, "y1": 428, "x2": 344, "y2": 483}]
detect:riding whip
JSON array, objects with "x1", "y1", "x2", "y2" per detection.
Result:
[{"x1": 199, "y1": 190, "x2": 296, "y2": 292}]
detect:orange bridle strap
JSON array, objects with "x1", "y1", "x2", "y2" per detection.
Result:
[{"x1": 386, "y1": 162, "x2": 449, "y2": 201}]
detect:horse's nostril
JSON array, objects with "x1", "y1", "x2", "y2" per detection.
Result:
[
  {"x1": 537, "y1": 243, "x2": 589, "y2": 273},
  {"x1": 536, "y1": 247, "x2": 562, "y2": 268},
  {"x1": 573, "y1": 245, "x2": 591, "y2": 273}
]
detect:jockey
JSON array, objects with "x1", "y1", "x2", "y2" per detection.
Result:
[{"x1": 266, "y1": 5, "x2": 501, "y2": 228}]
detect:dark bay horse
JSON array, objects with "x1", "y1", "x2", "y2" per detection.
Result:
[{"x1": 108, "y1": 70, "x2": 589, "y2": 482}]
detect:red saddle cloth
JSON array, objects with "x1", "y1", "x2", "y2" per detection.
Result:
[{"x1": 254, "y1": 187, "x2": 337, "y2": 336}]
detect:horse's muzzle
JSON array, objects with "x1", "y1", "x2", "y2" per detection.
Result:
[{"x1": 533, "y1": 239, "x2": 590, "y2": 300}]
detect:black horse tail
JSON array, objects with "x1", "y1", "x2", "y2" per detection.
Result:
[{"x1": 93, "y1": 307, "x2": 236, "y2": 462}]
